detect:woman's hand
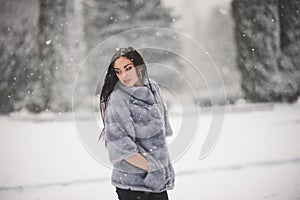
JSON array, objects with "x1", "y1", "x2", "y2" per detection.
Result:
[{"x1": 124, "y1": 153, "x2": 149, "y2": 171}]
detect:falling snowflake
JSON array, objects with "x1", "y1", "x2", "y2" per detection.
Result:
[{"x1": 45, "y1": 40, "x2": 52, "y2": 45}]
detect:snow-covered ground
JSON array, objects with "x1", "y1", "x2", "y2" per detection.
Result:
[{"x1": 0, "y1": 103, "x2": 300, "y2": 200}]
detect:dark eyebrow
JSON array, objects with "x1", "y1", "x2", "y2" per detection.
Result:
[
  {"x1": 113, "y1": 63, "x2": 132, "y2": 70},
  {"x1": 123, "y1": 64, "x2": 132, "y2": 68}
]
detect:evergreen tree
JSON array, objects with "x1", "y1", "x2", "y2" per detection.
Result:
[
  {"x1": 26, "y1": 0, "x2": 67, "y2": 112},
  {"x1": 26, "y1": 0, "x2": 87, "y2": 113},
  {"x1": 0, "y1": 0, "x2": 179, "y2": 113},
  {"x1": 0, "y1": 18, "x2": 38, "y2": 114},
  {"x1": 278, "y1": 0, "x2": 300, "y2": 100},
  {"x1": 49, "y1": 0, "x2": 87, "y2": 112},
  {"x1": 27, "y1": 0, "x2": 86, "y2": 113},
  {"x1": 232, "y1": 0, "x2": 300, "y2": 102}
]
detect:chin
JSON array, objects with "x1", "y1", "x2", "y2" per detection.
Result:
[
  {"x1": 122, "y1": 80, "x2": 138, "y2": 87},
  {"x1": 122, "y1": 81, "x2": 133, "y2": 87}
]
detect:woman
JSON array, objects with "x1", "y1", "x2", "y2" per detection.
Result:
[{"x1": 99, "y1": 47, "x2": 175, "y2": 200}]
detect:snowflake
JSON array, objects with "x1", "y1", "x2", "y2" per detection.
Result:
[{"x1": 45, "y1": 40, "x2": 51, "y2": 45}]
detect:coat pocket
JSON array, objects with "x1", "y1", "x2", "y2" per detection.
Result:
[
  {"x1": 143, "y1": 168, "x2": 167, "y2": 190},
  {"x1": 143, "y1": 153, "x2": 167, "y2": 190}
]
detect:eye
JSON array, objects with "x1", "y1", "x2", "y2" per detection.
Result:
[
  {"x1": 125, "y1": 66, "x2": 132, "y2": 71},
  {"x1": 114, "y1": 69, "x2": 120, "y2": 74}
]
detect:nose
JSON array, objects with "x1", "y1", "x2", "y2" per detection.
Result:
[{"x1": 121, "y1": 70, "x2": 128, "y2": 78}]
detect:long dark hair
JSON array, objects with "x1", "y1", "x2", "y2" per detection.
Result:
[{"x1": 98, "y1": 47, "x2": 154, "y2": 141}]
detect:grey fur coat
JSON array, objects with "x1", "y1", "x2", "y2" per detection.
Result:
[{"x1": 104, "y1": 78, "x2": 175, "y2": 192}]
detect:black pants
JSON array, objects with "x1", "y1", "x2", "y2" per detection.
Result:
[{"x1": 116, "y1": 187, "x2": 169, "y2": 200}]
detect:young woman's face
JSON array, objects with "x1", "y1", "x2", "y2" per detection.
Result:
[{"x1": 113, "y1": 56, "x2": 141, "y2": 87}]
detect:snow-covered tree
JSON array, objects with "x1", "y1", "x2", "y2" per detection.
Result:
[
  {"x1": 232, "y1": 0, "x2": 300, "y2": 102},
  {"x1": 26, "y1": 0, "x2": 67, "y2": 113},
  {"x1": 1, "y1": 0, "x2": 179, "y2": 114},
  {"x1": 278, "y1": 0, "x2": 300, "y2": 99},
  {"x1": 26, "y1": 0, "x2": 86, "y2": 113},
  {"x1": 48, "y1": 0, "x2": 86, "y2": 112},
  {"x1": 0, "y1": 17, "x2": 38, "y2": 114}
]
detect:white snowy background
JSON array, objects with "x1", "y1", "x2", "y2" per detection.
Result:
[
  {"x1": 1, "y1": 102, "x2": 300, "y2": 199},
  {"x1": 1, "y1": 0, "x2": 300, "y2": 199}
]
